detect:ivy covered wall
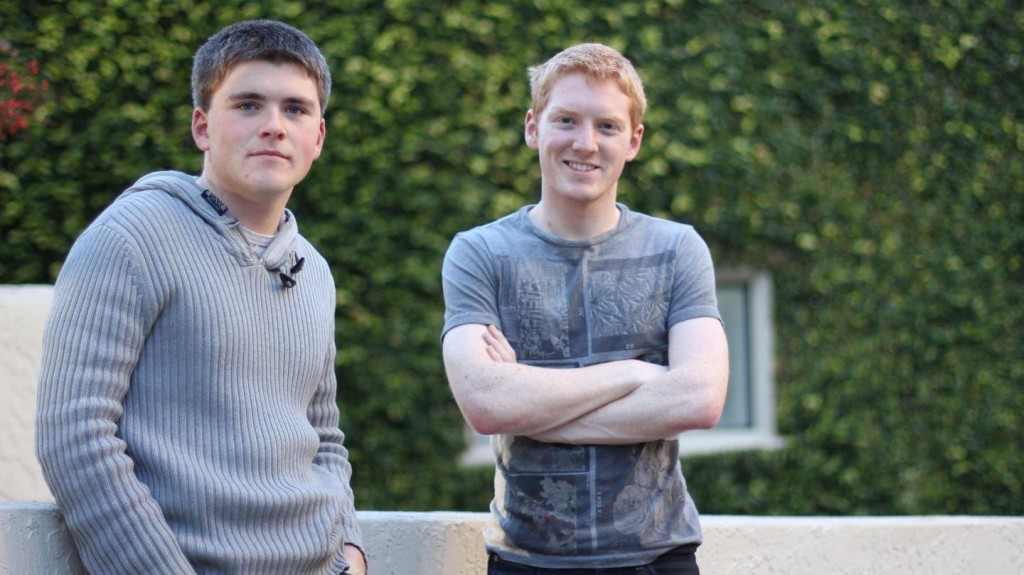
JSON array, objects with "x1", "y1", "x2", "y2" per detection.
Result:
[{"x1": 1, "y1": 0, "x2": 1020, "y2": 514}]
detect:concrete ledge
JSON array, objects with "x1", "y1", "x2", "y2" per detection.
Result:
[{"x1": 3, "y1": 503, "x2": 1023, "y2": 575}]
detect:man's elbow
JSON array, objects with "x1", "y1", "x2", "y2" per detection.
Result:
[
  {"x1": 706, "y1": 388, "x2": 729, "y2": 428},
  {"x1": 464, "y1": 410, "x2": 501, "y2": 436},
  {"x1": 689, "y1": 368, "x2": 729, "y2": 430},
  {"x1": 456, "y1": 397, "x2": 508, "y2": 436},
  {"x1": 459, "y1": 397, "x2": 540, "y2": 436},
  {"x1": 675, "y1": 388, "x2": 727, "y2": 433},
  {"x1": 690, "y1": 402, "x2": 723, "y2": 430}
]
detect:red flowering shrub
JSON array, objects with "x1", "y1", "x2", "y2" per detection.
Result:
[{"x1": 0, "y1": 41, "x2": 48, "y2": 140}]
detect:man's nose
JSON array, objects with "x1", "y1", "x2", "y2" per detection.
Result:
[
  {"x1": 260, "y1": 109, "x2": 286, "y2": 138},
  {"x1": 573, "y1": 124, "x2": 598, "y2": 152}
]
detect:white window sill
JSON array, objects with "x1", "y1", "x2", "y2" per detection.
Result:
[
  {"x1": 678, "y1": 428, "x2": 787, "y2": 456},
  {"x1": 460, "y1": 429, "x2": 787, "y2": 466}
]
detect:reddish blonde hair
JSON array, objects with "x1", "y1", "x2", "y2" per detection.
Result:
[{"x1": 528, "y1": 43, "x2": 647, "y2": 129}]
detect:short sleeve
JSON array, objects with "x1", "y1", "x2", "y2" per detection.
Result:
[{"x1": 441, "y1": 232, "x2": 502, "y2": 340}]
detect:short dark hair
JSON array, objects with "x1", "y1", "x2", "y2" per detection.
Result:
[{"x1": 191, "y1": 19, "x2": 332, "y2": 116}]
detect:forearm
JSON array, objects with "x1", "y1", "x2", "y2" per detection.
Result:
[
  {"x1": 38, "y1": 411, "x2": 196, "y2": 573},
  {"x1": 37, "y1": 347, "x2": 194, "y2": 572},
  {"x1": 444, "y1": 324, "x2": 661, "y2": 436},
  {"x1": 527, "y1": 369, "x2": 724, "y2": 444},
  {"x1": 313, "y1": 421, "x2": 363, "y2": 548},
  {"x1": 453, "y1": 356, "x2": 652, "y2": 436},
  {"x1": 309, "y1": 347, "x2": 364, "y2": 549},
  {"x1": 528, "y1": 317, "x2": 730, "y2": 445}
]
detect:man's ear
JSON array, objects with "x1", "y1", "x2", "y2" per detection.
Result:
[
  {"x1": 312, "y1": 117, "x2": 326, "y2": 160},
  {"x1": 524, "y1": 108, "x2": 539, "y2": 150},
  {"x1": 192, "y1": 107, "x2": 211, "y2": 152},
  {"x1": 625, "y1": 123, "x2": 645, "y2": 162}
]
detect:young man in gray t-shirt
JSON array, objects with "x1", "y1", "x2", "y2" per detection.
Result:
[{"x1": 441, "y1": 43, "x2": 729, "y2": 574}]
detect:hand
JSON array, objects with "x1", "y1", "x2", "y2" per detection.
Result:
[
  {"x1": 342, "y1": 544, "x2": 367, "y2": 575},
  {"x1": 632, "y1": 357, "x2": 670, "y2": 382},
  {"x1": 483, "y1": 324, "x2": 516, "y2": 363}
]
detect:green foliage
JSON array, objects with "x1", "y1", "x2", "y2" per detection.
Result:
[{"x1": 2, "y1": 0, "x2": 1020, "y2": 514}]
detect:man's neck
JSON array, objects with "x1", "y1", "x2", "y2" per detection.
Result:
[
  {"x1": 197, "y1": 176, "x2": 288, "y2": 235},
  {"x1": 529, "y1": 199, "x2": 621, "y2": 241}
]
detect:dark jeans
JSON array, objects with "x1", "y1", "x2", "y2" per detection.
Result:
[{"x1": 487, "y1": 545, "x2": 699, "y2": 575}]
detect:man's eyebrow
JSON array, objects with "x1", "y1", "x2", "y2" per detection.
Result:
[
  {"x1": 548, "y1": 106, "x2": 574, "y2": 116},
  {"x1": 227, "y1": 91, "x2": 266, "y2": 102},
  {"x1": 226, "y1": 92, "x2": 318, "y2": 108},
  {"x1": 548, "y1": 105, "x2": 626, "y2": 123},
  {"x1": 284, "y1": 96, "x2": 318, "y2": 109}
]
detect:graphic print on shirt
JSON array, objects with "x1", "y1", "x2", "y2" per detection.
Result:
[
  {"x1": 612, "y1": 441, "x2": 684, "y2": 546},
  {"x1": 588, "y1": 253, "x2": 674, "y2": 362},
  {"x1": 496, "y1": 251, "x2": 673, "y2": 363},
  {"x1": 497, "y1": 256, "x2": 578, "y2": 361},
  {"x1": 493, "y1": 250, "x2": 679, "y2": 555}
]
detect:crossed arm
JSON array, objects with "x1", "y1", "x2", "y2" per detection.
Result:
[{"x1": 441, "y1": 317, "x2": 729, "y2": 445}]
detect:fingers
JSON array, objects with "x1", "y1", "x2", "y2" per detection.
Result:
[
  {"x1": 483, "y1": 324, "x2": 517, "y2": 363},
  {"x1": 486, "y1": 345, "x2": 505, "y2": 362}
]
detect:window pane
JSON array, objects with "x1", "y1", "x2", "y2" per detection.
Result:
[{"x1": 717, "y1": 283, "x2": 751, "y2": 428}]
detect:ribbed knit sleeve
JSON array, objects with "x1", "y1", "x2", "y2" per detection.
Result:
[
  {"x1": 308, "y1": 337, "x2": 364, "y2": 549},
  {"x1": 36, "y1": 222, "x2": 197, "y2": 574}
]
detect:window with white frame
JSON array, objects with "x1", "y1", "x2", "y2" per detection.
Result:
[
  {"x1": 460, "y1": 269, "x2": 782, "y2": 465},
  {"x1": 677, "y1": 269, "x2": 784, "y2": 456}
]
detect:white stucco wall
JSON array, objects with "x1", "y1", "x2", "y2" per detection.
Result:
[
  {"x1": 0, "y1": 285, "x2": 54, "y2": 503},
  {"x1": 2, "y1": 503, "x2": 1023, "y2": 575}
]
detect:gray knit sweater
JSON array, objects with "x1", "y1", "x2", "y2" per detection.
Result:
[{"x1": 36, "y1": 171, "x2": 362, "y2": 574}]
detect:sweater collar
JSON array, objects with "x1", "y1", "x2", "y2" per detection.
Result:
[{"x1": 121, "y1": 171, "x2": 305, "y2": 288}]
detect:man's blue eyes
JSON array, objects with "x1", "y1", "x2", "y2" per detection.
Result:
[
  {"x1": 555, "y1": 118, "x2": 618, "y2": 131},
  {"x1": 237, "y1": 103, "x2": 306, "y2": 114}
]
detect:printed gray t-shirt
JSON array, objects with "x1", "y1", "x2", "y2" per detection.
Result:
[{"x1": 441, "y1": 204, "x2": 721, "y2": 568}]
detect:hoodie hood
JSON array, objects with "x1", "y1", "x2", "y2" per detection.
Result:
[{"x1": 117, "y1": 170, "x2": 304, "y2": 288}]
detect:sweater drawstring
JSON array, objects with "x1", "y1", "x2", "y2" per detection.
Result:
[{"x1": 279, "y1": 256, "x2": 305, "y2": 289}]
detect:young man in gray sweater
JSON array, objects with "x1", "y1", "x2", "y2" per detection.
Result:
[
  {"x1": 36, "y1": 19, "x2": 366, "y2": 574},
  {"x1": 442, "y1": 43, "x2": 729, "y2": 574}
]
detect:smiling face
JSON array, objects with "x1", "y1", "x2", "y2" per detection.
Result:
[
  {"x1": 191, "y1": 59, "x2": 325, "y2": 224},
  {"x1": 525, "y1": 72, "x2": 644, "y2": 215}
]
